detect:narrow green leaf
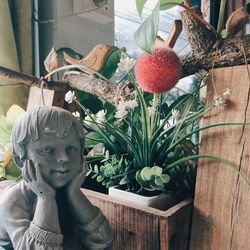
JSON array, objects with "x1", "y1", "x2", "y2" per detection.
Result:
[
  {"x1": 134, "y1": 1, "x2": 160, "y2": 54},
  {"x1": 166, "y1": 154, "x2": 250, "y2": 187}
]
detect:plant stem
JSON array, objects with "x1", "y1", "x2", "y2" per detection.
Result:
[{"x1": 217, "y1": 0, "x2": 227, "y2": 33}]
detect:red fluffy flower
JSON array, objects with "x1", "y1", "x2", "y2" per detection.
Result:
[{"x1": 135, "y1": 47, "x2": 181, "y2": 93}]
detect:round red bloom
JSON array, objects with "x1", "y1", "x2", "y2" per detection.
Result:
[{"x1": 134, "y1": 47, "x2": 181, "y2": 93}]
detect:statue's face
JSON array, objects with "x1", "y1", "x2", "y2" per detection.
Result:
[{"x1": 26, "y1": 126, "x2": 82, "y2": 188}]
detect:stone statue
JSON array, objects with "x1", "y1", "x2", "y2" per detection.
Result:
[{"x1": 0, "y1": 106, "x2": 113, "y2": 249}]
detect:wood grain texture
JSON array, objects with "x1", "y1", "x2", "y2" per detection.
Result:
[
  {"x1": 82, "y1": 189, "x2": 193, "y2": 250},
  {"x1": 26, "y1": 86, "x2": 65, "y2": 110},
  {"x1": 190, "y1": 65, "x2": 250, "y2": 250}
]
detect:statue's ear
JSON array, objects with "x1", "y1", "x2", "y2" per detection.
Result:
[{"x1": 12, "y1": 152, "x2": 24, "y2": 168}]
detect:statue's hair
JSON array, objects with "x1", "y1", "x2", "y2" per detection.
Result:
[{"x1": 11, "y1": 106, "x2": 85, "y2": 168}]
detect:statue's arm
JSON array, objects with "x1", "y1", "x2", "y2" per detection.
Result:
[
  {"x1": 0, "y1": 193, "x2": 63, "y2": 250},
  {"x1": 65, "y1": 166, "x2": 113, "y2": 248},
  {"x1": 1, "y1": 160, "x2": 64, "y2": 249}
]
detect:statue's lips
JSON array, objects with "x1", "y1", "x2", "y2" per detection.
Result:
[{"x1": 51, "y1": 170, "x2": 69, "y2": 175}]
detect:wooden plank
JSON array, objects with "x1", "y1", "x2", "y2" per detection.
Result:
[
  {"x1": 26, "y1": 86, "x2": 65, "y2": 110},
  {"x1": 190, "y1": 65, "x2": 250, "y2": 250},
  {"x1": 82, "y1": 189, "x2": 193, "y2": 250}
]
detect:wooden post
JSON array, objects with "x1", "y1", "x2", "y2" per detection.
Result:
[{"x1": 190, "y1": 65, "x2": 250, "y2": 250}]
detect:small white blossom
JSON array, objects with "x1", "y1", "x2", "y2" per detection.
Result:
[
  {"x1": 96, "y1": 110, "x2": 106, "y2": 124},
  {"x1": 172, "y1": 109, "x2": 180, "y2": 120},
  {"x1": 115, "y1": 109, "x2": 128, "y2": 120},
  {"x1": 83, "y1": 115, "x2": 92, "y2": 126},
  {"x1": 126, "y1": 99, "x2": 138, "y2": 110},
  {"x1": 214, "y1": 95, "x2": 224, "y2": 107},
  {"x1": 214, "y1": 88, "x2": 231, "y2": 107},
  {"x1": 65, "y1": 91, "x2": 76, "y2": 103},
  {"x1": 118, "y1": 57, "x2": 135, "y2": 72},
  {"x1": 72, "y1": 111, "x2": 80, "y2": 119},
  {"x1": 147, "y1": 107, "x2": 157, "y2": 118}
]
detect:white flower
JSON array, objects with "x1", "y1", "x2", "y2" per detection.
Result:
[
  {"x1": 147, "y1": 107, "x2": 157, "y2": 118},
  {"x1": 96, "y1": 110, "x2": 106, "y2": 124},
  {"x1": 118, "y1": 57, "x2": 135, "y2": 72},
  {"x1": 72, "y1": 111, "x2": 80, "y2": 119},
  {"x1": 83, "y1": 115, "x2": 92, "y2": 126},
  {"x1": 214, "y1": 95, "x2": 224, "y2": 107},
  {"x1": 126, "y1": 99, "x2": 138, "y2": 110},
  {"x1": 214, "y1": 88, "x2": 231, "y2": 107},
  {"x1": 115, "y1": 105, "x2": 128, "y2": 120},
  {"x1": 114, "y1": 99, "x2": 138, "y2": 120},
  {"x1": 172, "y1": 109, "x2": 180, "y2": 120},
  {"x1": 65, "y1": 91, "x2": 76, "y2": 103}
]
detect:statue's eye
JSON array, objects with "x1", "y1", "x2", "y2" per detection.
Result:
[
  {"x1": 40, "y1": 146, "x2": 53, "y2": 155},
  {"x1": 66, "y1": 146, "x2": 77, "y2": 154}
]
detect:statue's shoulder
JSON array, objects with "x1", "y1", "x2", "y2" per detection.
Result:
[
  {"x1": 0, "y1": 180, "x2": 17, "y2": 194},
  {"x1": 0, "y1": 181, "x2": 22, "y2": 210}
]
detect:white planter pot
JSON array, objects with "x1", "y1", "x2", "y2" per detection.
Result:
[{"x1": 108, "y1": 186, "x2": 181, "y2": 211}]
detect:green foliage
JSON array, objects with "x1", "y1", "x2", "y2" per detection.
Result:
[
  {"x1": 136, "y1": 0, "x2": 148, "y2": 17},
  {"x1": 79, "y1": 73, "x2": 206, "y2": 194},
  {"x1": 4, "y1": 160, "x2": 21, "y2": 180},
  {"x1": 134, "y1": 1, "x2": 160, "y2": 54},
  {"x1": 100, "y1": 46, "x2": 123, "y2": 79},
  {"x1": 78, "y1": 69, "x2": 248, "y2": 194},
  {"x1": 0, "y1": 105, "x2": 25, "y2": 144},
  {"x1": 134, "y1": 0, "x2": 183, "y2": 53},
  {"x1": 90, "y1": 150, "x2": 133, "y2": 189},
  {"x1": 160, "y1": 0, "x2": 182, "y2": 10},
  {"x1": 0, "y1": 105, "x2": 25, "y2": 181},
  {"x1": 136, "y1": 166, "x2": 170, "y2": 191}
]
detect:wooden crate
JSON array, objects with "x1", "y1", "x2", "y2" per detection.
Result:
[
  {"x1": 190, "y1": 65, "x2": 250, "y2": 250},
  {"x1": 82, "y1": 188, "x2": 193, "y2": 250}
]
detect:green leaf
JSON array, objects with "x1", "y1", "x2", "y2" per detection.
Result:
[
  {"x1": 220, "y1": 29, "x2": 228, "y2": 39},
  {"x1": 160, "y1": 0, "x2": 182, "y2": 10},
  {"x1": 161, "y1": 174, "x2": 170, "y2": 183},
  {"x1": 104, "y1": 165, "x2": 115, "y2": 177},
  {"x1": 136, "y1": 0, "x2": 148, "y2": 17},
  {"x1": 6, "y1": 104, "x2": 25, "y2": 124},
  {"x1": 85, "y1": 132, "x2": 104, "y2": 148},
  {"x1": 96, "y1": 175, "x2": 105, "y2": 182},
  {"x1": 152, "y1": 166, "x2": 162, "y2": 176},
  {"x1": 154, "y1": 176, "x2": 164, "y2": 186},
  {"x1": 94, "y1": 164, "x2": 99, "y2": 174},
  {"x1": 5, "y1": 160, "x2": 21, "y2": 180},
  {"x1": 119, "y1": 176, "x2": 129, "y2": 185},
  {"x1": 100, "y1": 46, "x2": 122, "y2": 79},
  {"x1": 134, "y1": 0, "x2": 160, "y2": 54},
  {"x1": 141, "y1": 167, "x2": 153, "y2": 181}
]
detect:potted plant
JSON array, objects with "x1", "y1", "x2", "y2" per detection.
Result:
[{"x1": 63, "y1": 47, "x2": 246, "y2": 211}]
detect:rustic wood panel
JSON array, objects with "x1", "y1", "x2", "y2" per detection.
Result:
[
  {"x1": 26, "y1": 86, "x2": 65, "y2": 110},
  {"x1": 82, "y1": 189, "x2": 193, "y2": 250},
  {"x1": 190, "y1": 65, "x2": 250, "y2": 250}
]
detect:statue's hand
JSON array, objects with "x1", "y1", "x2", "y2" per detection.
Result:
[
  {"x1": 65, "y1": 162, "x2": 88, "y2": 196},
  {"x1": 23, "y1": 160, "x2": 56, "y2": 199}
]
